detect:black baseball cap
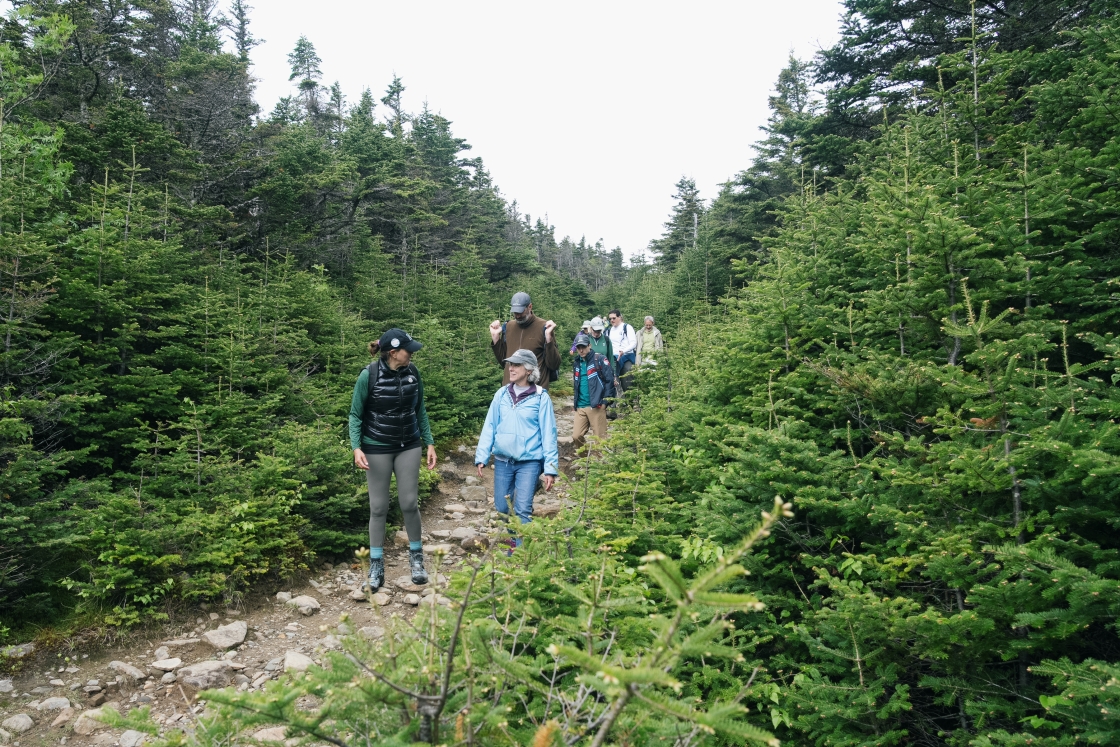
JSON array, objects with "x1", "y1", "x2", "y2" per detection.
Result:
[{"x1": 378, "y1": 328, "x2": 423, "y2": 353}]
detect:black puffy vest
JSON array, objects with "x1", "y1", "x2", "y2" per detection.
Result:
[{"x1": 362, "y1": 360, "x2": 421, "y2": 445}]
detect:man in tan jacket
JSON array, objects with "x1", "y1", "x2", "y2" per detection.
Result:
[{"x1": 489, "y1": 292, "x2": 561, "y2": 389}]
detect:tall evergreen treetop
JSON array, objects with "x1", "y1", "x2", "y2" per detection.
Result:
[
  {"x1": 380, "y1": 75, "x2": 408, "y2": 136},
  {"x1": 287, "y1": 34, "x2": 323, "y2": 115},
  {"x1": 648, "y1": 176, "x2": 704, "y2": 270},
  {"x1": 226, "y1": 0, "x2": 261, "y2": 61}
]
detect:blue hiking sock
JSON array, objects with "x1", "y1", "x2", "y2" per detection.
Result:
[
  {"x1": 409, "y1": 541, "x2": 422, "y2": 552},
  {"x1": 370, "y1": 547, "x2": 383, "y2": 560}
]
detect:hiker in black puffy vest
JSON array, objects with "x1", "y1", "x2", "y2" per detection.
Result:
[{"x1": 348, "y1": 328, "x2": 437, "y2": 591}]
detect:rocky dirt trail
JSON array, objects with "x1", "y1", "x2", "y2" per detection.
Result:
[{"x1": 0, "y1": 395, "x2": 577, "y2": 747}]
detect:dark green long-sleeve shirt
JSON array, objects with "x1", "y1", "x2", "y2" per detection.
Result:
[{"x1": 348, "y1": 366, "x2": 434, "y2": 451}]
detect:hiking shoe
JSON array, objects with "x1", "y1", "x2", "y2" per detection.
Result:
[
  {"x1": 367, "y1": 557, "x2": 385, "y2": 590},
  {"x1": 409, "y1": 550, "x2": 428, "y2": 585}
]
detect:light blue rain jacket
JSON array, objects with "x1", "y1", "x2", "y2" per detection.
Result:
[{"x1": 474, "y1": 385, "x2": 559, "y2": 476}]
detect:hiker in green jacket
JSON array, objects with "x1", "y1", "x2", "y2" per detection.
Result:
[{"x1": 348, "y1": 328, "x2": 437, "y2": 592}]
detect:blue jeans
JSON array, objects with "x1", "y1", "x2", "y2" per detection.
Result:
[
  {"x1": 616, "y1": 351, "x2": 636, "y2": 392},
  {"x1": 493, "y1": 458, "x2": 543, "y2": 527}
]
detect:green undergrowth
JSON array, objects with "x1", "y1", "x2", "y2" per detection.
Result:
[{"x1": 106, "y1": 495, "x2": 794, "y2": 746}]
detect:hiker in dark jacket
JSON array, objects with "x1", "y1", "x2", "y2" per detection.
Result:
[
  {"x1": 489, "y1": 292, "x2": 561, "y2": 389},
  {"x1": 348, "y1": 328, "x2": 436, "y2": 592},
  {"x1": 571, "y1": 333, "x2": 617, "y2": 448}
]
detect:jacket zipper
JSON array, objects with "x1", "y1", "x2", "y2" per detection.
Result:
[{"x1": 397, "y1": 368, "x2": 404, "y2": 446}]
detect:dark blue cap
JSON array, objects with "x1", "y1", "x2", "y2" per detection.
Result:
[{"x1": 378, "y1": 328, "x2": 422, "y2": 353}]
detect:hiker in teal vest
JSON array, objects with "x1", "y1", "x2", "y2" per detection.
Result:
[
  {"x1": 587, "y1": 316, "x2": 614, "y2": 360},
  {"x1": 349, "y1": 328, "x2": 437, "y2": 591}
]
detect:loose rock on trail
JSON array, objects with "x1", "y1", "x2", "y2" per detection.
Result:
[{"x1": 0, "y1": 394, "x2": 580, "y2": 747}]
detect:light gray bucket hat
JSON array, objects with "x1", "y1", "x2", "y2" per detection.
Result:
[
  {"x1": 504, "y1": 349, "x2": 539, "y2": 369},
  {"x1": 504, "y1": 349, "x2": 540, "y2": 383}
]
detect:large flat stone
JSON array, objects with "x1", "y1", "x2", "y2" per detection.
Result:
[
  {"x1": 450, "y1": 526, "x2": 477, "y2": 540},
  {"x1": 283, "y1": 651, "x2": 314, "y2": 673},
  {"x1": 391, "y1": 576, "x2": 423, "y2": 593},
  {"x1": 285, "y1": 595, "x2": 320, "y2": 616},
  {"x1": 459, "y1": 486, "x2": 487, "y2": 503},
  {"x1": 207, "y1": 618, "x2": 250, "y2": 649},
  {"x1": 159, "y1": 638, "x2": 201, "y2": 647},
  {"x1": 120, "y1": 729, "x2": 147, "y2": 747},
  {"x1": 203, "y1": 620, "x2": 247, "y2": 649},
  {"x1": 419, "y1": 595, "x2": 452, "y2": 608},
  {"x1": 150, "y1": 658, "x2": 182, "y2": 672},
  {"x1": 1, "y1": 715, "x2": 32, "y2": 734},
  {"x1": 108, "y1": 661, "x2": 146, "y2": 681},
  {"x1": 178, "y1": 660, "x2": 232, "y2": 690},
  {"x1": 254, "y1": 727, "x2": 288, "y2": 742},
  {"x1": 1, "y1": 643, "x2": 34, "y2": 659},
  {"x1": 73, "y1": 705, "x2": 117, "y2": 736},
  {"x1": 36, "y1": 697, "x2": 70, "y2": 711},
  {"x1": 358, "y1": 626, "x2": 385, "y2": 640}
]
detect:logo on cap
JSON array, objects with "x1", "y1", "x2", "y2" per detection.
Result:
[{"x1": 391, "y1": 338, "x2": 400, "y2": 347}]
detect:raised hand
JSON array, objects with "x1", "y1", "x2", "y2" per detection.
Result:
[
  {"x1": 544, "y1": 319, "x2": 556, "y2": 342},
  {"x1": 489, "y1": 319, "x2": 502, "y2": 344}
]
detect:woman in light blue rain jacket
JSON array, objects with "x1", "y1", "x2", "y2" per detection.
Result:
[{"x1": 475, "y1": 349, "x2": 559, "y2": 532}]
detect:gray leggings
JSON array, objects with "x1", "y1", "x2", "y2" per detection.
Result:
[{"x1": 365, "y1": 447, "x2": 422, "y2": 549}]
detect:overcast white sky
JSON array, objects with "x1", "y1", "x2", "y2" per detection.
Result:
[{"x1": 245, "y1": 0, "x2": 845, "y2": 259}]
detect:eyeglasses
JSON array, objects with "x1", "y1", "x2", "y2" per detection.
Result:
[{"x1": 608, "y1": 316, "x2": 618, "y2": 321}]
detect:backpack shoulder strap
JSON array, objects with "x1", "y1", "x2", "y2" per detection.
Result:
[{"x1": 366, "y1": 361, "x2": 380, "y2": 398}]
